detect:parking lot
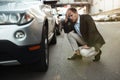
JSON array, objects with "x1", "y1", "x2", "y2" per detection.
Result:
[{"x1": 0, "y1": 22, "x2": 120, "y2": 80}]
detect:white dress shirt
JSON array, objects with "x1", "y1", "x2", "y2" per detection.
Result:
[{"x1": 74, "y1": 16, "x2": 82, "y2": 36}]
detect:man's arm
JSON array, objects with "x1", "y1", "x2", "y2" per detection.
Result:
[{"x1": 62, "y1": 14, "x2": 74, "y2": 33}]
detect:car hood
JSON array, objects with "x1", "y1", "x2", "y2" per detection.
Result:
[{"x1": 0, "y1": 1, "x2": 43, "y2": 12}]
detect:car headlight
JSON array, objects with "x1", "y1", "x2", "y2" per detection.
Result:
[
  {"x1": 9, "y1": 13, "x2": 20, "y2": 23},
  {"x1": 0, "y1": 12, "x2": 34, "y2": 25},
  {"x1": 0, "y1": 13, "x2": 7, "y2": 24}
]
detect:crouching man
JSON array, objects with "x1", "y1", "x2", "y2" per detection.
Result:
[{"x1": 63, "y1": 7, "x2": 105, "y2": 61}]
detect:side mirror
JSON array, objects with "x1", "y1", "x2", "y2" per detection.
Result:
[{"x1": 58, "y1": 14, "x2": 62, "y2": 16}]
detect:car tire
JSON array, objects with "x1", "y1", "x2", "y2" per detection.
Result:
[
  {"x1": 56, "y1": 27, "x2": 61, "y2": 35},
  {"x1": 55, "y1": 23, "x2": 61, "y2": 35},
  {"x1": 40, "y1": 24, "x2": 49, "y2": 72},
  {"x1": 32, "y1": 24, "x2": 49, "y2": 72}
]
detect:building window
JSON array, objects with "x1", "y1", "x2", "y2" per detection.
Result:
[{"x1": 74, "y1": 0, "x2": 88, "y2": 2}]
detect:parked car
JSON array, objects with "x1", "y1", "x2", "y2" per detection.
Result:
[
  {"x1": 0, "y1": 0, "x2": 57, "y2": 72},
  {"x1": 92, "y1": 14, "x2": 111, "y2": 22},
  {"x1": 52, "y1": 8, "x2": 62, "y2": 35},
  {"x1": 110, "y1": 13, "x2": 120, "y2": 21}
]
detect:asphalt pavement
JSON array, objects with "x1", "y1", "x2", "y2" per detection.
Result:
[{"x1": 0, "y1": 22, "x2": 120, "y2": 80}]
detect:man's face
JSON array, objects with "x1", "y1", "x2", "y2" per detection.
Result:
[{"x1": 67, "y1": 10, "x2": 78, "y2": 23}]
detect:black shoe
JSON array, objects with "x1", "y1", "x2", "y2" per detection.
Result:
[
  {"x1": 67, "y1": 54, "x2": 82, "y2": 60},
  {"x1": 93, "y1": 50, "x2": 102, "y2": 62}
]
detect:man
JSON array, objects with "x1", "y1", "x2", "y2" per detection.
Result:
[{"x1": 63, "y1": 7, "x2": 105, "y2": 61}]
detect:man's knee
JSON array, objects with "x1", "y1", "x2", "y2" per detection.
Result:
[{"x1": 67, "y1": 31, "x2": 74, "y2": 37}]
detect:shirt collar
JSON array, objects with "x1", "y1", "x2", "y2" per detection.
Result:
[{"x1": 76, "y1": 15, "x2": 80, "y2": 24}]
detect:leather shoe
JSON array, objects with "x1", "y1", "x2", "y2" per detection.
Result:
[
  {"x1": 67, "y1": 54, "x2": 82, "y2": 60},
  {"x1": 93, "y1": 50, "x2": 102, "y2": 62}
]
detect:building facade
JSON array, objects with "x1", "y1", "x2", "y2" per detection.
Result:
[
  {"x1": 90, "y1": 0, "x2": 120, "y2": 14},
  {"x1": 43, "y1": 0, "x2": 120, "y2": 14}
]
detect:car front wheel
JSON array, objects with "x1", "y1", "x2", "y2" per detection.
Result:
[
  {"x1": 40, "y1": 24, "x2": 49, "y2": 72},
  {"x1": 33, "y1": 24, "x2": 49, "y2": 72}
]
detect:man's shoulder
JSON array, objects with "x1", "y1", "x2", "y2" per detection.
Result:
[
  {"x1": 80, "y1": 14, "x2": 91, "y2": 17},
  {"x1": 80, "y1": 14, "x2": 92, "y2": 20}
]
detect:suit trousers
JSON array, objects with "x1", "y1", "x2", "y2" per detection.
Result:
[{"x1": 67, "y1": 31, "x2": 87, "y2": 51}]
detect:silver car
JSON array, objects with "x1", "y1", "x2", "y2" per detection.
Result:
[{"x1": 0, "y1": 0, "x2": 57, "y2": 71}]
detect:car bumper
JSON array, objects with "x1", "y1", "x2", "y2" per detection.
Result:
[
  {"x1": 0, "y1": 19, "x2": 43, "y2": 46},
  {"x1": 0, "y1": 40, "x2": 43, "y2": 65}
]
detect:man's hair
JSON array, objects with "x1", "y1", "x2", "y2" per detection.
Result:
[{"x1": 68, "y1": 7, "x2": 77, "y2": 13}]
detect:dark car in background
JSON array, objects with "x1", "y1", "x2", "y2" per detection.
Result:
[{"x1": 0, "y1": 0, "x2": 57, "y2": 72}]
